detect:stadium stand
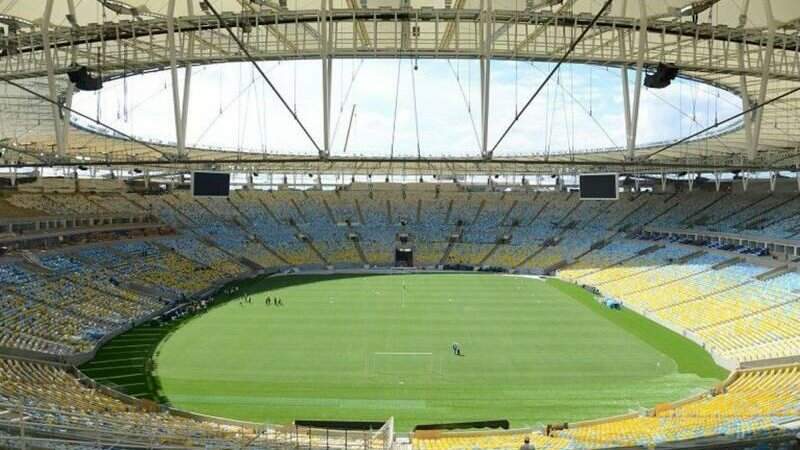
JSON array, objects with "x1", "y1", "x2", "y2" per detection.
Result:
[
  {"x1": 7, "y1": 0, "x2": 800, "y2": 446},
  {"x1": 3, "y1": 189, "x2": 800, "y2": 366},
  {"x1": 0, "y1": 357, "x2": 252, "y2": 445},
  {"x1": 2, "y1": 188, "x2": 800, "y2": 448},
  {"x1": 412, "y1": 364, "x2": 800, "y2": 450},
  {"x1": 0, "y1": 356, "x2": 392, "y2": 449}
]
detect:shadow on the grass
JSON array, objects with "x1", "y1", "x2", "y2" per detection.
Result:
[{"x1": 81, "y1": 272, "x2": 434, "y2": 404}]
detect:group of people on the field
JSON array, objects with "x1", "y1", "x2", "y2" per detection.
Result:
[
  {"x1": 265, "y1": 296, "x2": 283, "y2": 306},
  {"x1": 239, "y1": 295, "x2": 284, "y2": 307}
]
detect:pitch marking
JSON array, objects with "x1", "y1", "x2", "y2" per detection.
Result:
[{"x1": 374, "y1": 352, "x2": 433, "y2": 356}]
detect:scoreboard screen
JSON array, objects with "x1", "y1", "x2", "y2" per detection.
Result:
[
  {"x1": 579, "y1": 174, "x2": 618, "y2": 200},
  {"x1": 192, "y1": 171, "x2": 230, "y2": 197}
]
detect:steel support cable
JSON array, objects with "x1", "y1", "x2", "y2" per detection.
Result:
[
  {"x1": 545, "y1": 71, "x2": 556, "y2": 160},
  {"x1": 192, "y1": 77, "x2": 258, "y2": 147},
  {"x1": 527, "y1": 61, "x2": 618, "y2": 148},
  {"x1": 203, "y1": 0, "x2": 323, "y2": 155},
  {"x1": 53, "y1": 74, "x2": 176, "y2": 157},
  {"x1": 0, "y1": 76, "x2": 172, "y2": 159},
  {"x1": 643, "y1": 83, "x2": 734, "y2": 155},
  {"x1": 567, "y1": 65, "x2": 575, "y2": 157},
  {"x1": 645, "y1": 84, "x2": 800, "y2": 162},
  {"x1": 389, "y1": 59, "x2": 402, "y2": 160},
  {"x1": 446, "y1": 61, "x2": 482, "y2": 151},
  {"x1": 331, "y1": 60, "x2": 365, "y2": 147},
  {"x1": 410, "y1": 63, "x2": 422, "y2": 159},
  {"x1": 254, "y1": 69, "x2": 269, "y2": 154},
  {"x1": 564, "y1": 68, "x2": 575, "y2": 157},
  {"x1": 489, "y1": 0, "x2": 613, "y2": 156},
  {"x1": 203, "y1": 64, "x2": 277, "y2": 153},
  {"x1": 239, "y1": 77, "x2": 254, "y2": 153}
]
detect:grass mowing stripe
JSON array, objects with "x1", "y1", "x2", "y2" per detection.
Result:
[
  {"x1": 82, "y1": 364, "x2": 144, "y2": 371},
  {"x1": 80, "y1": 321, "x2": 178, "y2": 403},
  {"x1": 115, "y1": 383, "x2": 147, "y2": 389},
  {"x1": 93, "y1": 374, "x2": 144, "y2": 381},
  {"x1": 166, "y1": 395, "x2": 427, "y2": 409},
  {"x1": 83, "y1": 357, "x2": 146, "y2": 365},
  {"x1": 150, "y1": 274, "x2": 724, "y2": 430},
  {"x1": 100, "y1": 344, "x2": 156, "y2": 350},
  {"x1": 546, "y1": 278, "x2": 727, "y2": 379}
]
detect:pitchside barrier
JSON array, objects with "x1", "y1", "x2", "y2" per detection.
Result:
[
  {"x1": 274, "y1": 417, "x2": 395, "y2": 450},
  {"x1": 0, "y1": 396, "x2": 395, "y2": 450},
  {"x1": 411, "y1": 426, "x2": 532, "y2": 446},
  {"x1": 74, "y1": 363, "x2": 398, "y2": 449},
  {"x1": 414, "y1": 419, "x2": 510, "y2": 431}
]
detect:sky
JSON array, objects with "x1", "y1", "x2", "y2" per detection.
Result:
[{"x1": 71, "y1": 59, "x2": 742, "y2": 158}]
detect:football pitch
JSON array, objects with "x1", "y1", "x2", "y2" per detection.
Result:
[{"x1": 95, "y1": 273, "x2": 728, "y2": 431}]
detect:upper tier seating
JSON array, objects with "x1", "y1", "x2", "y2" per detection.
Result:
[
  {"x1": 0, "y1": 197, "x2": 45, "y2": 218},
  {"x1": 2, "y1": 189, "x2": 800, "y2": 365}
]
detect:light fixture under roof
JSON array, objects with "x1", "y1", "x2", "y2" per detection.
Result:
[{"x1": 676, "y1": 0, "x2": 719, "y2": 17}]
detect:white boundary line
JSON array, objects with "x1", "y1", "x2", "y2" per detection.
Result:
[{"x1": 373, "y1": 352, "x2": 433, "y2": 356}]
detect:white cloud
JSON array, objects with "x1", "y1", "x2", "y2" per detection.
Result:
[{"x1": 71, "y1": 60, "x2": 742, "y2": 158}]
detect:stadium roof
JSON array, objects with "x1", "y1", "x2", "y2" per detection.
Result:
[{"x1": 1, "y1": 0, "x2": 800, "y2": 176}]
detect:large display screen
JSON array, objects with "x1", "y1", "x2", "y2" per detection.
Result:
[
  {"x1": 579, "y1": 174, "x2": 618, "y2": 200},
  {"x1": 192, "y1": 171, "x2": 230, "y2": 197}
]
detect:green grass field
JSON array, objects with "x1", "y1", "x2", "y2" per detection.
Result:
[{"x1": 105, "y1": 273, "x2": 722, "y2": 431}]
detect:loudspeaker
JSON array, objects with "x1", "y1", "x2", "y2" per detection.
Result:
[
  {"x1": 67, "y1": 66, "x2": 103, "y2": 91},
  {"x1": 644, "y1": 63, "x2": 678, "y2": 89}
]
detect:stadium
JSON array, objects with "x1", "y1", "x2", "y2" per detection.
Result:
[{"x1": 1, "y1": 0, "x2": 800, "y2": 449}]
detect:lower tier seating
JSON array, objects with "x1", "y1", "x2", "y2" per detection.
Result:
[
  {"x1": 413, "y1": 365, "x2": 800, "y2": 450},
  {"x1": 0, "y1": 358, "x2": 386, "y2": 450}
]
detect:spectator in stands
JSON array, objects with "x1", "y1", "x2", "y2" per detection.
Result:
[{"x1": 520, "y1": 436, "x2": 535, "y2": 450}]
